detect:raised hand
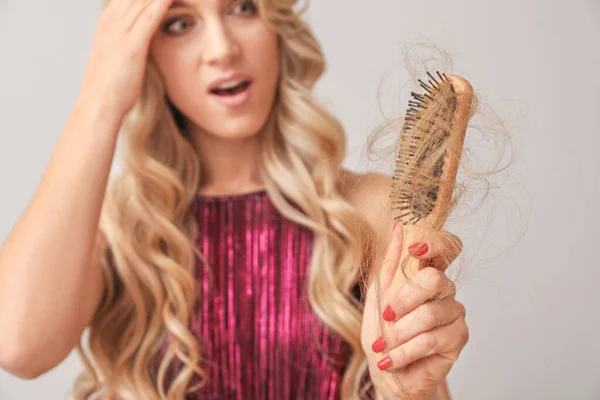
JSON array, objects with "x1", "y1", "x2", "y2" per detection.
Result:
[{"x1": 77, "y1": 0, "x2": 174, "y2": 122}]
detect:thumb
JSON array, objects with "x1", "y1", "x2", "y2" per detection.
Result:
[{"x1": 379, "y1": 220, "x2": 404, "y2": 293}]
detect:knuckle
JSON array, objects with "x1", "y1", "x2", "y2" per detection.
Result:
[
  {"x1": 416, "y1": 268, "x2": 446, "y2": 298},
  {"x1": 444, "y1": 280, "x2": 457, "y2": 297},
  {"x1": 461, "y1": 322, "x2": 470, "y2": 343},
  {"x1": 421, "y1": 331, "x2": 438, "y2": 349},
  {"x1": 426, "y1": 268, "x2": 446, "y2": 291},
  {"x1": 418, "y1": 266, "x2": 441, "y2": 286},
  {"x1": 443, "y1": 231, "x2": 463, "y2": 253},
  {"x1": 456, "y1": 301, "x2": 467, "y2": 317},
  {"x1": 421, "y1": 305, "x2": 439, "y2": 327}
]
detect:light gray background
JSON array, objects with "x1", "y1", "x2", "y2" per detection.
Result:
[{"x1": 1, "y1": 0, "x2": 599, "y2": 399}]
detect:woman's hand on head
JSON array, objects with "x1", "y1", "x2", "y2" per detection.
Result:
[
  {"x1": 361, "y1": 223, "x2": 469, "y2": 400},
  {"x1": 77, "y1": 0, "x2": 174, "y2": 123}
]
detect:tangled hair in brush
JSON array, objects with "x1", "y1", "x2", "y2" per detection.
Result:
[
  {"x1": 365, "y1": 38, "x2": 519, "y2": 275},
  {"x1": 70, "y1": 0, "x2": 376, "y2": 398}
]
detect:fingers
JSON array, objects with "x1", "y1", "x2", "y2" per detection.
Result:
[
  {"x1": 104, "y1": 0, "x2": 145, "y2": 25},
  {"x1": 103, "y1": 0, "x2": 173, "y2": 36},
  {"x1": 129, "y1": 0, "x2": 175, "y2": 36},
  {"x1": 407, "y1": 230, "x2": 463, "y2": 272},
  {"x1": 112, "y1": 0, "x2": 143, "y2": 15},
  {"x1": 382, "y1": 267, "x2": 456, "y2": 323},
  {"x1": 379, "y1": 221, "x2": 405, "y2": 293},
  {"x1": 123, "y1": 0, "x2": 154, "y2": 31},
  {"x1": 372, "y1": 300, "x2": 465, "y2": 354},
  {"x1": 375, "y1": 314, "x2": 469, "y2": 371}
]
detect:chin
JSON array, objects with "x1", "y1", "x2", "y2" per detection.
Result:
[{"x1": 200, "y1": 116, "x2": 268, "y2": 140}]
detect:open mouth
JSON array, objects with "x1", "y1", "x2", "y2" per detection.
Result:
[{"x1": 210, "y1": 81, "x2": 252, "y2": 96}]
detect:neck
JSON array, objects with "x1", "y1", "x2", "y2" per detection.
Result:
[{"x1": 191, "y1": 129, "x2": 264, "y2": 196}]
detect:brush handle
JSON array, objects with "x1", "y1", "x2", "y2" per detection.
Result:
[{"x1": 396, "y1": 75, "x2": 473, "y2": 285}]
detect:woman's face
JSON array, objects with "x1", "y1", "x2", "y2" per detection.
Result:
[{"x1": 150, "y1": 0, "x2": 280, "y2": 140}]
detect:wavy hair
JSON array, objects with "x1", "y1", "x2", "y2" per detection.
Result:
[{"x1": 70, "y1": 0, "x2": 373, "y2": 398}]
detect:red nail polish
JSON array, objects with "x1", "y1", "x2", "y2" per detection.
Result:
[
  {"x1": 383, "y1": 305, "x2": 396, "y2": 321},
  {"x1": 377, "y1": 356, "x2": 393, "y2": 371},
  {"x1": 371, "y1": 336, "x2": 387, "y2": 353},
  {"x1": 408, "y1": 242, "x2": 420, "y2": 252},
  {"x1": 408, "y1": 242, "x2": 429, "y2": 257}
]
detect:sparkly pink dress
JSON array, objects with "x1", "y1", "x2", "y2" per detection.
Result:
[{"x1": 175, "y1": 189, "x2": 357, "y2": 399}]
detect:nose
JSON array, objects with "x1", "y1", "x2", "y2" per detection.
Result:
[{"x1": 202, "y1": 19, "x2": 241, "y2": 67}]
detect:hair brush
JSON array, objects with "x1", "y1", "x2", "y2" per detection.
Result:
[{"x1": 390, "y1": 71, "x2": 473, "y2": 286}]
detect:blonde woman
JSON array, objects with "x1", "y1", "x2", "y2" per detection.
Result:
[{"x1": 0, "y1": 0, "x2": 468, "y2": 398}]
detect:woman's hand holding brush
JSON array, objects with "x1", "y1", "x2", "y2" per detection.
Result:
[{"x1": 362, "y1": 222, "x2": 468, "y2": 400}]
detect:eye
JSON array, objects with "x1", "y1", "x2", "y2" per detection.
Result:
[
  {"x1": 162, "y1": 16, "x2": 194, "y2": 35},
  {"x1": 232, "y1": 0, "x2": 258, "y2": 15}
]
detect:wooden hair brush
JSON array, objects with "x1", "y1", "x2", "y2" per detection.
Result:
[{"x1": 390, "y1": 71, "x2": 473, "y2": 285}]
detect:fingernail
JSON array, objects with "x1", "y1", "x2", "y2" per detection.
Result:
[
  {"x1": 371, "y1": 336, "x2": 387, "y2": 353},
  {"x1": 377, "y1": 356, "x2": 393, "y2": 371},
  {"x1": 393, "y1": 220, "x2": 401, "y2": 232},
  {"x1": 383, "y1": 305, "x2": 396, "y2": 321},
  {"x1": 408, "y1": 242, "x2": 429, "y2": 257}
]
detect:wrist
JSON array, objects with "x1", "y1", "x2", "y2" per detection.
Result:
[
  {"x1": 73, "y1": 96, "x2": 126, "y2": 132},
  {"x1": 71, "y1": 98, "x2": 125, "y2": 139}
]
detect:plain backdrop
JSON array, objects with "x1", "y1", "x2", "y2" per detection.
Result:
[{"x1": 1, "y1": 0, "x2": 599, "y2": 399}]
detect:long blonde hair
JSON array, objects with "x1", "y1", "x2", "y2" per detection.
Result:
[{"x1": 71, "y1": 0, "x2": 373, "y2": 398}]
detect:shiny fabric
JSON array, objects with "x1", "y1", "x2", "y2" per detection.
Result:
[{"x1": 183, "y1": 189, "x2": 353, "y2": 399}]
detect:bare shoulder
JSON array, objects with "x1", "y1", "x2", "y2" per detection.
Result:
[
  {"x1": 339, "y1": 169, "x2": 392, "y2": 225},
  {"x1": 338, "y1": 169, "x2": 395, "y2": 267}
]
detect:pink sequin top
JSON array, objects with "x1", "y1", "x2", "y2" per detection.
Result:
[{"x1": 177, "y1": 189, "x2": 356, "y2": 399}]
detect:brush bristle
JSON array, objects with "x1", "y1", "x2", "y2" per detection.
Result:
[{"x1": 391, "y1": 71, "x2": 458, "y2": 226}]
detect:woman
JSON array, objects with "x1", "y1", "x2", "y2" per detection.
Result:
[{"x1": 0, "y1": 0, "x2": 468, "y2": 398}]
